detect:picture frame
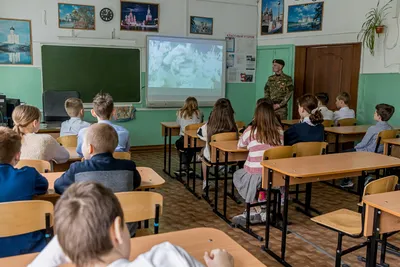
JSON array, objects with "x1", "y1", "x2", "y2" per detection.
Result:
[
  {"x1": 287, "y1": 2, "x2": 324, "y2": 33},
  {"x1": 0, "y1": 18, "x2": 33, "y2": 65},
  {"x1": 58, "y1": 3, "x2": 96, "y2": 30},
  {"x1": 120, "y1": 1, "x2": 160, "y2": 32},
  {"x1": 261, "y1": 0, "x2": 284, "y2": 35},
  {"x1": 190, "y1": 16, "x2": 213, "y2": 35}
]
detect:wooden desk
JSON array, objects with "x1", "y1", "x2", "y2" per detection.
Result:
[
  {"x1": 324, "y1": 125, "x2": 371, "y2": 153},
  {"x1": 260, "y1": 152, "x2": 400, "y2": 267},
  {"x1": 383, "y1": 138, "x2": 400, "y2": 156},
  {"x1": 38, "y1": 123, "x2": 61, "y2": 139},
  {"x1": 0, "y1": 228, "x2": 265, "y2": 267},
  {"x1": 281, "y1": 119, "x2": 299, "y2": 129},
  {"x1": 363, "y1": 191, "x2": 400, "y2": 267},
  {"x1": 161, "y1": 122, "x2": 180, "y2": 177},
  {"x1": 52, "y1": 147, "x2": 82, "y2": 172}
]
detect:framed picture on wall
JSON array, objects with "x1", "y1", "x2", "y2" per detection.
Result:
[
  {"x1": 190, "y1": 16, "x2": 213, "y2": 35},
  {"x1": 0, "y1": 18, "x2": 33, "y2": 65},
  {"x1": 120, "y1": 1, "x2": 159, "y2": 32},
  {"x1": 261, "y1": 0, "x2": 284, "y2": 35},
  {"x1": 58, "y1": 3, "x2": 96, "y2": 30},
  {"x1": 287, "y1": 2, "x2": 324, "y2": 33}
]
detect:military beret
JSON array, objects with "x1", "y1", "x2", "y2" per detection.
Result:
[{"x1": 273, "y1": 59, "x2": 285, "y2": 67}]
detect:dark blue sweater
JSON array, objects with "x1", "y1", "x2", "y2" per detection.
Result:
[
  {"x1": 284, "y1": 122, "x2": 325, "y2": 146},
  {"x1": 0, "y1": 164, "x2": 48, "y2": 257},
  {"x1": 54, "y1": 153, "x2": 141, "y2": 194}
]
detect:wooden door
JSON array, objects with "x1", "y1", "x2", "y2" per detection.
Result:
[{"x1": 293, "y1": 43, "x2": 361, "y2": 118}]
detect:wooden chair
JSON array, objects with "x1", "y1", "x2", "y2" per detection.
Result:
[
  {"x1": 374, "y1": 129, "x2": 398, "y2": 153},
  {"x1": 16, "y1": 159, "x2": 52, "y2": 173},
  {"x1": 311, "y1": 175, "x2": 398, "y2": 267},
  {"x1": 337, "y1": 118, "x2": 357, "y2": 126},
  {"x1": 56, "y1": 135, "x2": 77, "y2": 147},
  {"x1": 115, "y1": 191, "x2": 163, "y2": 236},
  {"x1": 235, "y1": 121, "x2": 246, "y2": 131},
  {"x1": 0, "y1": 200, "x2": 54, "y2": 243},
  {"x1": 322, "y1": 120, "x2": 334, "y2": 127},
  {"x1": 113, "y1": 152, "x2": 131, "y2": 160}
]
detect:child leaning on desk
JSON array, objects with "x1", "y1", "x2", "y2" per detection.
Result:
[
  {"x1": 0, "y1": 127, "x2": 48, "y2": 258},
  {"x1": 29, "y1": 182, "x2": 234, "y2": 267}
]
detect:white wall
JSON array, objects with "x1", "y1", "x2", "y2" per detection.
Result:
[
  {"x1": 0, "y1": 0, "x2": 258, "y2": 71},
  {"x1": 258, "y1": 0, "x2": 400, "y2": 74}
]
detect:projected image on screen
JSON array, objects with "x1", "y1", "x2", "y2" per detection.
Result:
[{"x1": 148, "y1": 40, "x2": 223, "y2": 89}]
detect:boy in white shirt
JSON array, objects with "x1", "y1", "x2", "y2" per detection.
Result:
[
  {"x1": 315, "y1": 93, "x2": 333, "y2": 120},
  {"x1": 60, "y1": 98, "x2": 90, "y2": 136},
  {"x1": 29, "y1": 181, "x2": 234, "y2": 267},
  {"x1": 333, "y1": 92, "x2": 355, "y2": 125}
]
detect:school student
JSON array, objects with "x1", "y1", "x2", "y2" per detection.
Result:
[
  {"x1": 333, "y1": 92, "x2": 355, "y2": 125},
  {"x1": 241, "y1": 98, "x2": 282, "y2": 132},
  {"x1": 76, "y1": 93, "x2": 130, "y2": 157},
  {"x1": 60, "y1": 98, "x2": 91, "y2": 137},
  {"x1": 174, "y1": 97, "x2": 203, "y2": 176},
  {"x1": 29, "y1": 182, "x2": 234, "y2": 267},
  {"x1": 0, "y1": 127, "x2": 48, "y2": 258},
  {"x1": 315, "y1": 92, "x2": 333, "y2": 120},
  {"x1": 232, "y1": 102, "x2": 283, "y2": 225},
  {"x1": 284, "y1": 94, "x2": 325, "y2": 146},
  {"x1": 197, "y1": 98, "x2": 238, "y2": 190},
  {"x1": 12, "y1": 105, "x2": 69, "y2": 163}
]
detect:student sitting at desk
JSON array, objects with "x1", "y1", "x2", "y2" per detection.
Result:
[
  {"x1": 29, "y1": 182, "x2": 234, "y2": 267},
  {"x1": 12, "y1": 105, "x2": 69, "y2": 163},
  {"x1": 76, "y1": 92, "x2": 130, "y2": 157},
  {"x1": 60, "y1": 98, "x2": 91, "y2": 137},
  {"x1": 0, "y1": 127, "x2": 48, "y2": 258},
  {"x1": 333, "y1": 92, "x2": 355, "y2": 125},
  {"x1": 316, "y1": 92, "x2": 333, "y2": 120}
]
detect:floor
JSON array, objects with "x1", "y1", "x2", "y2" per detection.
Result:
[{"x1": 132, "y1": 148, "x2": 400, "y2": 267}]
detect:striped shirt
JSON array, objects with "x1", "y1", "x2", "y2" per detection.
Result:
[{"x1": 238, "y1": 126, "x2": 284, "y2": 174}]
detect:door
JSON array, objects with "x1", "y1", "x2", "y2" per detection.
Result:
[{"x1": 293, "y1": 43, "x2": 361, "y2": 118}]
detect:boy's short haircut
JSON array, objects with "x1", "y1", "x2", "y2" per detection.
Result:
[
  {"x1": 85, "y1": 123, "x2": 118, "y2": 153},
  {"x1": 316, "y1": 92, "x2": 329, "y2": 105},
  {"x1": 337, "y1": 92, "x2": 350, "y2": 105},
  {"x1": 55, "y1": 181, "x2": 124, "y2": 266},
  {"x1": 65, "y1": 98, "x2": 84, "y2": 117},
  {"x1": 93, "y1": 93, "x2": 114, "y2": 120},
  {"x1": 376, "y1": 104, "x2": 395, "y2": 121},
  {"x1": 0, "y1": 127, "x2": 22, "y2": 164}
]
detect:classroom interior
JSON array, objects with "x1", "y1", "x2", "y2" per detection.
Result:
[{"x1": 2, "y1": 0, "x2": 400, "y2": 266}]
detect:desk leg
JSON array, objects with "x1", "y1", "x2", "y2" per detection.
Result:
[
  {"x1": 168, "y1": 128, "x2": 172, "y2": 176},
  {"x1": 214, "y1": 149, "x2": 220, "y2": 213},
  {"x1": 388, "y1": 144, "x2": 393, "y2": 156},
  {"x1": 281, "y1": 175, "x2": 290, "y2": 261},
  {"x1": 358, "y1": 171, "x2": 366, "y2": 203},
  {"x1": 263, "y1": 168, "x2": 273, "y2": 250},
  {"x1": 335, "y1": 133, "x2": 339, "y2": 153},
  {"x1": 186, "y1": 138, "x2": 201, "y2": 199},
  {"x1": 163, "y1": 127, "x2": 167, "y2": 173},
  {"x1": 295, "y1": 183, "x2": 321, "y2": 217},
  {"x1": 368, "y1": 208, "x2": 381, "y2": 267},
  {"x1": 223, "y1": 151, "x2": 229, "y2": 217},
  {"x1": 213, "y1": 149, "x2": 232, "y2": 225}
]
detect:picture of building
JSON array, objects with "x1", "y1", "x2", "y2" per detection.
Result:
[
  {"x1": 120, "y1": 2, "x2": 159, "y2": 32},
  {"x1": 261, "y1": 0, "x2": 284, "y2": 35}
]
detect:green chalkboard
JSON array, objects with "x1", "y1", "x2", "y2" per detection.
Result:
[{"x1": 42, "y1": 45, "x2": 140, "y2": 103}]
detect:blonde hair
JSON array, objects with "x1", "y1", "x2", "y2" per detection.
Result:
[
  {"x1": 65, "y1": 98, "x2": 84, "y2": 117},
  {"x1": 85, "y1": 123, "x2": 118, "y2": 154},
  {"x1": 0, "y1": 126, "x2": 22, "y2": 164},
  {"x1": 12, "y1": 105, "x2": 41, "y2": 137},
  {"x1": 178, "y1": 97, "x2": 200, "y2": 120}
]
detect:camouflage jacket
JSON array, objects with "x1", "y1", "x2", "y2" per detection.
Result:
[{"x1": 264, "y1": 73, "x2": 294, "y2": 108}]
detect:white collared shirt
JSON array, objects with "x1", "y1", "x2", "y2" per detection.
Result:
[
  {"x1": 319, "y1": 106, "x2": 334, "y2": 120},
  {"x1": 333, "y1": 106, "x2": 355, "y2": 125},
  {"x1": 60, "y1": 117, "x2": 91, "y2": 137}
]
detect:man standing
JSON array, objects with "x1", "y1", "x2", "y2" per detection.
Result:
[{"x1": 264, "y1": 59, "x2": 294, "y2": 120}]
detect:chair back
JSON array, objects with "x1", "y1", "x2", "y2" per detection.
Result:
[
  {"x1": 56, "y1": 135, "x2": 77, "y2": 147},
  {"x1": 263, "y1": 146, "x2": 293, "y2": 160},
  {"x1": 113, "y1": 152, "x2": 131, "y2": 160},
  {"x1": 75, "y1": 170, "x2": 134, "y2": 192},
  {"x1": 211, "y1": 132, "x2": 238, "y2": 142},
  {"x1": 375, "y1": 130, "x2": 398, "y2": 153},
  {"x1": 292, "y1": 142, "x2": 328, "y2": 157},
  {"x1": 235, "y1": 121, "x2": 246, "y2": 130},
  {"x1": 337, "y1": 118, "x2": 357, "y2": 126},
  {"x1": 0, "y1": 200, "x2": 53, "y2": 240},
  {"x1": 16, "y1": 159, "x2": 52, "y2": 173},
  {"x1": 116, "y1": 191, "x2": 163, "y2": 234},
  {"x1": 322, "y1": 120, "x2": 334, "y2": 127},
  {"x1": 185, "y1": 123, "x2": 205, "y2": 131},
  {"x1": 361, "y1": 176, "x2": 398, "y2": 204}
]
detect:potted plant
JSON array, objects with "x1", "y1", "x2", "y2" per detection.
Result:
[{"x1": 357, "y1": 0, "x2": 392, "y2": 55}]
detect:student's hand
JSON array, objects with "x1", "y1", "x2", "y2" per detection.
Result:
[{"x1": 204, "y1": 249, "x2": 234, "y2": 267}]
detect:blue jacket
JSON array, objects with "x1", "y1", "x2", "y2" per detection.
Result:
[
  {"x1": 54, "y1": 153, "x2": 141, "y2": 194},
  {"x1": 284, "y1": 120, "x2": 325, "y2": 146},
  {"x1": 0, "y1": 164, "x2": 48, "y2": 257}
]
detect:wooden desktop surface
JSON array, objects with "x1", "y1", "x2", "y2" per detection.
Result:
[
  {"x1": 161, "y1": 122, "x2": 180, "y2": 137},
  {"x1": 281, "y1": 119, "x2": 299, "y2": 126},
  {"x1": 210, "y1": 140, "x2": 248, "y2": 162},
  {"x1": 324, "y1": 125, "x2": 372, "y2": 134},
  {"x1": 210, "y1": 140, "x2": 247, "y2": 153},
  {"x1": 0, "y1": 228, "x2": 265, "y2": 267},
  {"x1": 383, "y1": 138, "x2": 400, "y2": 146},
  {"x1": 65, "y1": 147, "x2": 81, "y2": 161},
  {"x1": 160, "y1": 122, "x2": 180, "y2": 128},
  {"x1": 363, "y1": 191, "x2": 400, "y2": 217}
]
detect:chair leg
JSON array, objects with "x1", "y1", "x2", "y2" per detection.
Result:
[
  {"x1": 335, "y1": 232, "x2": 343, "y2": 267},
  {"x1": 154, "y1": 204, "x2": 160, "y2": 234},
  {"x1": 245, "y1": 202, "x2": 251, "y2": 229},
  {"x1": 295, "y1": 184, "x2": 299, "y2": 201},
  {"x1": 380, "y1": 234, "x2": 388, "y2": 265},
  {"x1": 272, "y1": 190, "x2": 277, "y2": 224}
]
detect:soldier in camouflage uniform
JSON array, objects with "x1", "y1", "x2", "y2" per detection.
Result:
[{"x1": 264, "y1": 59, "x2": 294, "y2": 120}]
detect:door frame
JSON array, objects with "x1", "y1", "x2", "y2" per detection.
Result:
[{"x1": 293, "y1": 43, "x2": 362, "y2": 119}]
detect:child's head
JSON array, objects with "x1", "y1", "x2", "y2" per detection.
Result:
[
  {"x1": 82, "y1": 123, "x2": 118, "y2": 159},
  {"x1": 91, "y1": 93, "x2": 114, "y2": 121},
  {"x1": 335, "y1": 92, "x2": 350, "y2": 109},
  {"x1": 12, "y1": 105, "x2": 41, "y2": 136},
  {"x1": 374, "y1": 104, "x2": 395, "y2": 122},
  {"x1": 315, "y1": 93, "x2": 329, "y2": 107},
  {"x1": 256, "y1": 97, "x2": 273, "y2": 106},
  {"x1": 297, "y1": 94, "x2": 324, "y2": 124},
  {"x1": 207, "y1": 98, "x2": 237, "y2": 142},
  {"x1": 55, "y1": 181, "x2": 130, "y2": 266},
  {"x1": 252, "y1": 102, "x2": 281, "y2": 146},
  {"x1": 179, "y1": 96, "x2": 199, "y2": 119},
  {"x1": 0, "y1": 126, "x2": 22, "y2": 166},
  {"x1": 65, "y1": 98, "x2": 84, "y2": 119}
]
